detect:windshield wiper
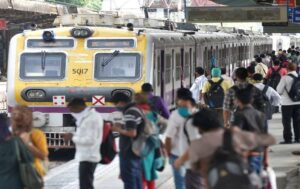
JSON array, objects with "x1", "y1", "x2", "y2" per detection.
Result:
[{"x1": 101, "y1": 50, "x2": 120, "y2": 68}]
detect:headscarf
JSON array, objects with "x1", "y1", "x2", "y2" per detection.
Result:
[{"x1": 211, "y1": 68, "x2": 221, "y2": 77}]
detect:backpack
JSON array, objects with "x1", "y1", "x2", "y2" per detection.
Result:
[
  {"x1": 99, "y1": 121, "x2": 117, "y2": 164},
  {"x1": 262, "y1": 85, "x2": 274, "y2": 120},
  {"x1": 267, "y1": 67, "x2": 282, "y2": 89},
  {"x1": 127, "y1": 107, "x2": 160, "y2": 158},
  {"x1": 207, "y1": 130, "x2": 255, "y2": 189},
  {"x1": 205, "y1": 79, "x2": 225, "y2": 109},
  {"x1": 286, "y1": 74, "x2": 300, "y2": 102},
  {"x1": 232, "y1": 85, "x2": 265, "y2": 113}
]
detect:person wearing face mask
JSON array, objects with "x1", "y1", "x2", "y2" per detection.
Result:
[
  {"x1": 165, "y1": 88, "x2": 198, "y2": 189},
  {"x1": 111, "y1": 92, "x2": 144, "y2": 189},
  {"x1": 62, "y1": 98, "x2": 103, "y2": 189}
]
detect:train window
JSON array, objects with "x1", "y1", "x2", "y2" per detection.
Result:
[
  {"x1": 165, "y1": 54, "x2": 172, "y2": 84},
  {"x1": 20, "y1": 52, "x2": 66, "y2": 80},
  {"x1": 94, "y1": 53, "x2": 141, "y2": 80},
  {"x1": 175, "y1": 53, "x2": 181, "y2": 80},
  {"x1": 27, "y1": 39, "x2": 74, "y2": 48},
  {"x1": 184, "y1": 52, "x2": 190, "y2": 78},
  {"x1": 87, "y1": 39, "x2": 135, "y2": 49}
]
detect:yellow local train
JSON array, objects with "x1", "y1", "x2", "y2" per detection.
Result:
[{"x1": 7, "y1": 14, "x2": 273, "y2": 149}]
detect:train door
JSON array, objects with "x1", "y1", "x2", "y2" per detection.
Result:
[
  {"x1": 180, "y1": 48, "x2": 184, "y2": 87},
  {"x1": 160, "y1": 50, "x2": 165, "y2": 99},
  {"x1": 154, "y1": 50, "x2": 161, "y2": 97},
  {"x1": 174, "y1": 49, "x2": 181, "y2": 93},
  {"x1": 189, "y1": 48, "x2": 194, "y2": 87},
  {"x1": 164, "y1": 50, "x2": 173, "y2": 105},
  {"x1": 171, "y1": 49, "x2": 175, "y2": 105}
]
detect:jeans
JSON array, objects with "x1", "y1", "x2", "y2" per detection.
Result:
[
  {"x1": 169, "y1": 154, "x2": 186, "y2": 189},
  {"x1": 79, "y1": 161, "x2": 97, "y2": 189},
  {"x1": 281, "y1": 105, "x2": 300, "y2": 142},
  {"x1": 248, "y1": 155, "x2": 263, "y2": 174},
  {"x1": 120, "y1": 155, "x2": 143, "y2": 189}
]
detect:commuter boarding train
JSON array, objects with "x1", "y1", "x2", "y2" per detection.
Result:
[{"x1": 7, "y1": 14, "x2": 273, "y2": 149}]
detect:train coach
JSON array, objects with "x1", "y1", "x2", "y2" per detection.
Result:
[{"x1": 7, "y1": 14, "x2": 272, "y2": 149}]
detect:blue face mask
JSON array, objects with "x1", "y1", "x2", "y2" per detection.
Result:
[{"x1": 177, "y1": 107, "x2": 190, "y2": 118}]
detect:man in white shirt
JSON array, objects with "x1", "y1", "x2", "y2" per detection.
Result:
[
  {"x1": 63, "y1": 98, "x2": 103, "y2": 189},
  {"x1": 190, "y1": 67, "x2": 207, "y2": 104},
  {"x1": 165, "y1": 88, "x2": 197, "y2": 189},
  {"x1": 252, "y1": 73, "x2": 281, "y2": 108},
  {"x1": 277, "y1": 63, "x2": 300, "y2": 144}
]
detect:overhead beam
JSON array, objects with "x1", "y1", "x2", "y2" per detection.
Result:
[{"x1": 187, "y1": 5, "x2": 288, "y2": 23}]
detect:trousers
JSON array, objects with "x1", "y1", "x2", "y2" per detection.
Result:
[
  {"x1": 79, "y1": 161, "x2": 97, "y2": 189},
  {"x1": 281, "y1": 105, "x2": 300, "y2": 142}
]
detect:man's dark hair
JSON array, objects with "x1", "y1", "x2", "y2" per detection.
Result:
[
  {"x1": 288, "y1": 48, "x2": 292, "y2": 53},
  {"x1": 292, "y1": 45, "x2": 295, "y2": 49},
  {"x1": 68, "y1": 98, "x2": 86, "y2": 108},
  {"x1": 271, "y1": 50, "x2": 276, "y2": 55},
  {"x1": 255, "y1": 57, "x2": 262, "y2": 63},
  {"x1": 221, "y1": 68, "x2": 226, "y2": 75},
  {"x1": 283, "y1": 50, "x2": 287, "y2": 53},
  {"x1": 273, "y1": 59, "x2": 280, "y2": 66},
  {"x1": 247, "y1": 66, "x2": 255, "y2": 75},
  {"x1": 235, "y1": 85, "x2": 253, "y2": 105},
  {"x1": 195, "y1": 67, "x2": 204, "y2": 75},
  {"x1": 235, "y1": 67, "x2": 248, "y2": 81},
  {"x1": 252, "y1": 73, "x2": 263, "y2": 82},
  {"x1": 111, "y1": 92, "x2": 131, "y2": 104},
  {"x1": 192, "y1": 108, "x2": 223, "y2": 131},
  {"x1": 177, "y1": 88, "x2": 192, "y2": 100},
  {"x1": 141, "y1": 83, "x2": 153, "y2": 92},
  {"x1": 254, "y1": 54, "x2": 259, "y2": 59},
  {"x1": 260, "y1": 54, "x2": 266, "y2": 58}
]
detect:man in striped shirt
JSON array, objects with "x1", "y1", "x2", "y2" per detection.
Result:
[{"x1": 111, "y1": 92, "x2": 144, "y2": 189}]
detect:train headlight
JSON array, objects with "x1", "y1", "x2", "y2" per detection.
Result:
[
  {"x1": 26, "y1": 90, "x2": 46, "y2": 99},
  {"x1": 71, "y1": 28, "x2": 92, "y2": 38},
  {"x1": 111, "y1": 89, "x2": 132, "y2": 98},
  {"x1": 42, "y1": 31, "x2": 55, "y2": 42}
]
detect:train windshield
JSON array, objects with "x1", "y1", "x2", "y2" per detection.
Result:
[
  {"x1": 20, "y1": 52, "x2": 66, "y2": 80},
  {"x1": 94, "y1": 53, "x2": 141, "y2": 81}
]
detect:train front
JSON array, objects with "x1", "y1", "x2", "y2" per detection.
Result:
[{"x1": 7, "y1": 26, "x2": 148, "y2": 149}]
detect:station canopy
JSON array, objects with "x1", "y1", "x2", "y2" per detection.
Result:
[
  {"x1": 187, "y1": 0, "x2": 287, "y2": 23},
  {"x1": 191, "y1": 0, "x2": 262, "y2": 6}
]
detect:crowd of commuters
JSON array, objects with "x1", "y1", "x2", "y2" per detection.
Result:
[{"x1": 2, "y1": 47, "x2": 300, "y2": 189}]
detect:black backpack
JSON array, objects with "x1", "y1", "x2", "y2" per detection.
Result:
[
  {"x1": 262, "y1": 85, "x2": 274, "y2": 120},
  {"x1": 232, "y1": 85, "x2": 265, "y2": 113},
  {"x1": 99, "y1": 121, "x2": 117, "y2": 164},
  {"x1": 268, "y1": 67, "x2": 282, "y2": 89},
  {"x1": 207, "y1": 129, "x2": 255, "y2": 189},
  {"x1": 205, "y1": 79, "x2": 225, "y2": 109},
  {"x1": 286, "y1": 74, "x2": 300, "y2": 102}
]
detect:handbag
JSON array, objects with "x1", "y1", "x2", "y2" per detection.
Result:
[
  {"x1": 154, "y1": 140, "x2": 166, "y2": 172},
  {"x1": 14, "y1": 137, "x2": 44, "y2": 189}
]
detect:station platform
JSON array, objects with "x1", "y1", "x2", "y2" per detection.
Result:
[{"x1": 44, "y1": 114, "x2": 300, "y2": 189}]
